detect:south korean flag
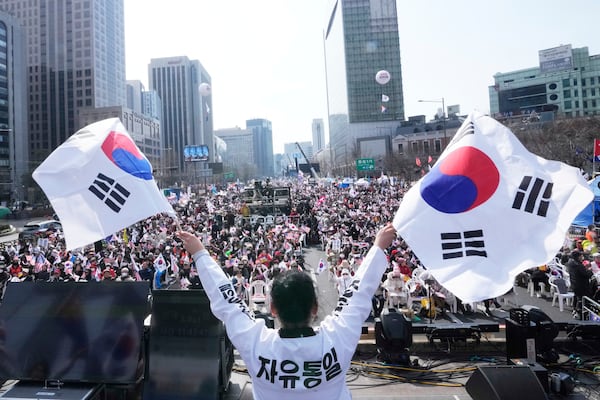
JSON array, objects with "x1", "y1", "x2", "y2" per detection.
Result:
[
  {"x1": 33, "y1": 118, "x2": 175, "y2": 251},
  {"x1": 393, "y1": 112, "x2": 593, "y2": 303}
]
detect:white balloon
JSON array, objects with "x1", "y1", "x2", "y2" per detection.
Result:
[
  {"x1": 199, "y1": 82, "x2": 211, "y2": 96},
  {"x1": 375, "y1": 70, "x2": 391, "y2": 85}
]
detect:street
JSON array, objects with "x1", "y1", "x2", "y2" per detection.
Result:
[{"x1": 0, "y1": 218, "x2": 31, "y2": 244}]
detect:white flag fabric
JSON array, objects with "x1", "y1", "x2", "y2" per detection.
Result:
[
  {"x1": 154, "y1": 253, "x2": 167, "y2": 272},
  {"x1": 393, "y1": 112, "x2": 593, "y2": 303},
  {"x1": 33, "y1": 118, "x2": 175, "y2": 251}
]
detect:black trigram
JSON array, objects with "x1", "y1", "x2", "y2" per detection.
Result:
[
  {"x1": 512, "y1": 176, "x2": 552, "y2": 217},
  {"x1": 88, "y1": 173, "x2": 130, "y2": 213},
  {"x1": 452, "y1": 120, "x2": 475, "y2": 143},
  {"x1": 441, "y1": 229, "x2": 487, "y2": 260}
]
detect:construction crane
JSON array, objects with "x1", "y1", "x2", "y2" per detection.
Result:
[{"x1": 295, "y1": 142, "x2": 319, "y2": 179}]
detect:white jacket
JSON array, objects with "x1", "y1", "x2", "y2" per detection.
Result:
[{"x1": 192, "y1": 245, "x2": 387, "y2": 400}]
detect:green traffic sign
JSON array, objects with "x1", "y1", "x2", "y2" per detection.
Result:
[{"x1": 356, "y1": 158, "x2": 375, "y2": 171}]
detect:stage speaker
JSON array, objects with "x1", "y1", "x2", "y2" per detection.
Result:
[
  {"x1": 145, "y1": 290, "x2": 233, "y2": 400},
  {"x1": 375, "y1": 311, "x2": 412, "y2": 365},
  {"x1": 466, "y1": 366, "x2": 547, "y2": 400}
]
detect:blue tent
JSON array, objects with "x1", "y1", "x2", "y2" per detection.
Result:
[{"x1": 572, "y1": 176, "x2": 600, "y2": 226}]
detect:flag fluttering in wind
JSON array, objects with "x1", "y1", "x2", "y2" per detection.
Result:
[
  {"x1": 393, "y1": 112, "x2": 593, "y2": 303},
  {"x1": 153, "y1": 253, "x2": 167, "y2": 272},
  {"x1": 33, "y1": 118, "x2": 175, "y2": 250},
  {"x1": 594, "y1": 139, "x2": 600, "y2": 162},
  {"x1": 317, "y1": 259, "x2": 326, "y2": 275}
]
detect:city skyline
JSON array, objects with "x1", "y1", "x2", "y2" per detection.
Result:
[{"x1": 124, "y1": 1, "x2": 600, "y2": 154}]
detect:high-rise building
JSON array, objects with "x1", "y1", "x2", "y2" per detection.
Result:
[
  {"x1": 148, "y1": 56, "x2": 213, "y2": 177},
  {"x1": 489, "y1": 45, "x2": 600, "y2": 118},
  {"x1": 126, "y1": 80, "x2": 145, "y2": 114},
  {"x1": 142, "y1": 90, "x2": 162, "y2": 120},
  {"x1": 312, "y1": 119, "x2": 325, "y2": 153},
  {"x1": 214, "y1": 127, "x2": 255, "y2": 179},
  {"x1": 324, "y1": 0, "x2": 405, "y2": 174},
  {"x1": 0, "y1": 11, "x2": 26, "y2": 204},
  {"x1": 0, "y1": 0, "x2": 126, "y2": 165},
  {"x1": 246, "y1": 118, "x2": 273, "y2": 177}
]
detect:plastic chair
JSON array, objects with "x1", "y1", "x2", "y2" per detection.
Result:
[
  {"x1": 549, "y1": 276, "x2": 575, "y2": 312},
  {"x1": 248, "y1": 280, "x2": 269, "y2": 310},
  {"x1": 528, "y1": 280, "x2": 547, "y2": 297}
]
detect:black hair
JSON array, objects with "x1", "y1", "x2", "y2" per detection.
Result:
[{"x1": 270, "y1": 270, "x2": 317, "y2": 326}]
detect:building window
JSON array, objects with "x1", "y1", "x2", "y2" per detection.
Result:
[
  {"x1": 574, "y1": 89, "x2": 578, "y2": 97},
  {"x1": 564, "y1": 100, "x2": 572, "y2": 109},
  {"x1": 423, "y1": 141, "x2": 430, "y2": 154},
  {"x1": 575, "y1": 101, "x2": 579, "y2": 108},
  {"x1": 592, "y1": 88, "x2": 597, "y2": 97},
  {"x1": 582, "y1": 78, "x2": 587, "y2": 86},
  {"x1": 584, "y1": 101, "x2": 588, "y2": 108},
  {"x1": 411, "y1": 142, "x2": 418, "y2": 153},
  {"x1": 397, "y1": 143, "x2": 403, "y2": 154},
  {"x1": 563, "y1": 90, "x2": 571, "y2": 99},
  {"x1": 434, "y1": 139, "x2": 441, "y2": 153},
  {"x1": 573, "y1": 78, "x2": 578, "y2": 86},
  {"x1": 562, "y1": 78, "x2": 570, "y2": 87},
  {"x1": 583, "y1": 89, "x2": 587, "y2": 97}
]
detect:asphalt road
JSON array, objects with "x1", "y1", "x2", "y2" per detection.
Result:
[{"x1": 0, "y1": 218, "x2": 30, "y2": 244}]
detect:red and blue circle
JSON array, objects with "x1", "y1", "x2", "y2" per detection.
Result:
[
  {"x1": 420, "y1": 146, "x2": 499, "y2": 213},
  {"x1": 101, "y1": 131, "x2": 152, "y2": 180}
]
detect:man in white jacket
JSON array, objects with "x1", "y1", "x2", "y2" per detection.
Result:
[{"x1": 177, "y1": 223, "x2": 396, "y2": 400}]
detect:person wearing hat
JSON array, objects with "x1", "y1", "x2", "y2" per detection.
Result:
[
  {"x1": 336, "y1": 267, "x2": 354, "y2": 297},
  {"x1": 102, "y1": 267, "x2": 115, "y2": 281},
  {"x1": 567, "y1": 250, "x2": 593, "y2": 319},
  {"x1": 116, "y1": 267, "x2": 135, "y2": 282},
  {"x1": 382, "y1": 265, "x2": 407, "y2": 309}
]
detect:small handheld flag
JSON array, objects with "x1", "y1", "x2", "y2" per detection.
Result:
[{"x1": 317, "y1": 259, "x2": 326, "y2": 275}]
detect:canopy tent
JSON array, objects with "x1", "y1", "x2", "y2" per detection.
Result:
[{"x1": 572, "y1": 176, "x2": 600, "y2": 226}]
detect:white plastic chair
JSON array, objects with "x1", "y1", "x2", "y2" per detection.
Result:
[
  {"x1": 528, "y1": 280, "x2": 548, "y2": 297},
  {"x1": 248, "y1": 280, "x2": 269, "y2": 310},
  {"x1": 549, "y1": 276, "x2": 575, "y2": 312}
]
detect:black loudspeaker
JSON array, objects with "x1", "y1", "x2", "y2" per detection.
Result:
[
  {"x1": 506, "y1": 307, "x2": 559, "y2": 363},
  {"x1": 144, "y1": 290, "x2": 233, "y2": 400},
  {"x1": 466, "y1": 366, "x2": 548, "y2": 400},
  {"x1": 374, "y1": 311, "x2": 412, "y2": 365}
]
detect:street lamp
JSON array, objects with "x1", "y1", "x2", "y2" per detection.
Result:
[{"x1": 418, "y1": 98, "x2": 447, "y2": 148}]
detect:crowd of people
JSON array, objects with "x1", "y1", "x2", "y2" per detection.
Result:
[{"x1": 0, "y1": 177, "x2": 599, "y2": 321}]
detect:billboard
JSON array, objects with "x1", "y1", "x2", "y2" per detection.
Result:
[
  {"x1": 539, "y1": 44, "x2": 573, "y2": 74},
  {"x1": 183, "y1": 145, "x2": 209, "y2": 162},
  {"x1": 357, "y1": 136, "x2": 389, "y2": 158}
]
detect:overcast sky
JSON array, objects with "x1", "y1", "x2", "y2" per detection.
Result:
[{"x1": 124, "y1": 0, "x2": 600, "y2": 153}]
